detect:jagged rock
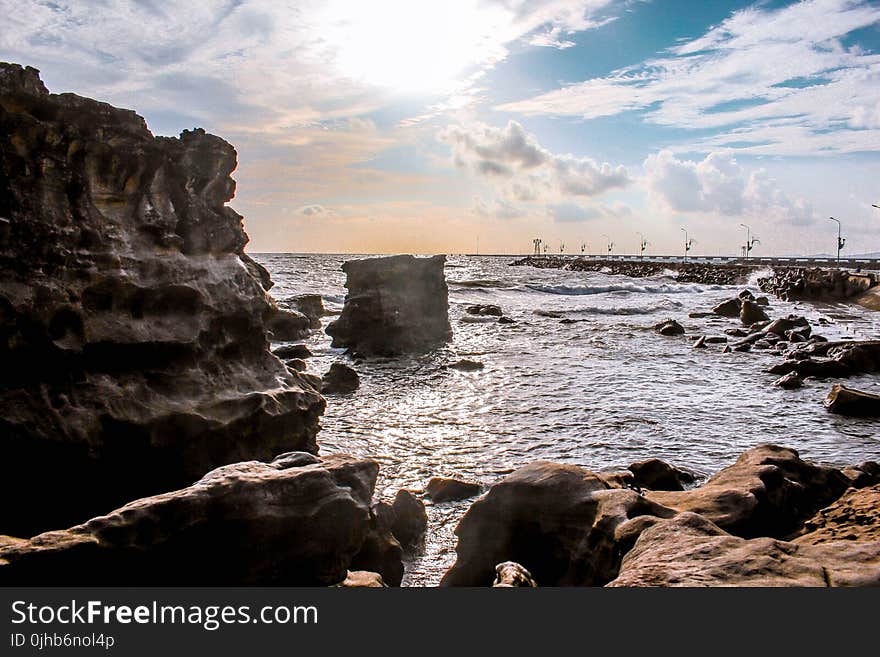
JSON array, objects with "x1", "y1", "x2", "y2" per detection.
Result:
[
  {"x1": 740, "y1": 299, "x2": 769, "y2": 325},
  {"x1": 628, "y1": 458, "x2": 695, "y2": 491},
  {"x1": 466, "y1": 304, "x2": 503, "y2": 316},
  {"x1": 0, "y1": 453, "x2": 391, "y2": 585},
  {"x1": 0, "y1": 64, "x2": 324, "y2": 536},
  {"x1": 426, "y1": 477, "x2": 482, "y2": 503},
  {"x1": 285, "y1": 358, "x2": 307, "y2": 372},
  {"x1": 289, "y1": 294, "x2": 324, "y2": 329},
  {"x1": 646, "y1": 445, "x2": 850, "y2": 538},
  {"x1": 841, "y1": 462, "x2": 880, "y2": 488},
  {"x1": 766, "y1": 340, "x2": 880, "y2": 380},
  {"x1": 390, "y1": 489, "x2": 428, "y2": 546},
  {"x1": 764, "y1": 316, "x2": 809, "y2": 337},
  {"x1": 758, "y1": 266, "x2": 876, "y2": 302},
  {"x1": 493, "y1": 561, "x2": 537, "y2": 587},
  {"x1": 335, "y1": 571, "x2": 387, "y2": 587},
  {"x1": 654, "y1": 319, "x2": 684, "y2": 336},
  {"x1": 448, "y1": 359, "x2": 484, "y2": 371},
  {"x1": 606, "y1": 512, "x2": 880, "y2": 587},
  {"x1": 440, "y1": 462, "x2": 676, "y2": 586},
  {"x1": 712, "y1": 298, "x2": 742, "y2": 318},
  {"x1": 273, "y1": 343, "x2": 312, "y2": 359},
  {"x1": 794, "y1": 485, "x2": 880, "y2": 544},
  {"x1": 326, "y1": 254, "x2": 451, "y2": 355},
  {"x1": 693, "y1": 336, "x2": 707, "y2": 349},
  {"x1": 824, "y1": 384, "x2": 880, "y2": 416},
  {"x1": 321, "y1": 362, "x2": 360, "y2": 394},
  {"x1": 773, "y1": 372, "x2": 803, "y2": 389}
]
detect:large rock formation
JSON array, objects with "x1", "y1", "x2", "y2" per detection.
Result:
[
  {"x1": 326, "y1": 254, "x2": 451, "y2": 355},
  {"x1": 0, "y1": 453, "x2": 402, "y2": 585},
  {"x1": 0, "y1": 64, "x2": 324, "y2": 536}
]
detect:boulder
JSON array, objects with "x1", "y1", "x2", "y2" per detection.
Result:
[
  {"x1": 773, "y1": 372, "x2": 803, "y2": 389},
  {"x1": 466, "y1": 304, "x2": 503, "y2": 316},
  {"x1": 273, "y1": 343, "x2": 313, "y2": 360},
  {"x1": 440, "y1": 462, "x2": 676, "y2": 586},
  {"x1": 0, "y1": 63, "x2": 324, "y2": 536},
  {"x1": 0, "y1": 453, "x2": 393, "y2": 585},
  {"x1": 426, "y1": 477, "x2": 482, "y2": 503},
  {"x1": 493, "y1": 561, "x2": 537, "y2": 587},
  {"x1": 267, "y1": 308, "x2": 310, "y2": 341},
  {"x1": 448, "y1": 359, "x2": 484, "y2": 371},
  {"x1": 654, "y1": 319, "x2": 684, "y2": 336},
  {"x1": 628, "y1": 458, "x2": 695, "y2": 491},
  {"x1": 326, "y1": 254, "x2": 451, "y2": 355},
  {"x1": 794, "y1": 485, "x2": 880, "y2": 545},
  {"x1": 740, "y1": 299, "x2": 769, "y2": 325},
  {"x1": 606, "y1": 512, "x2": 880, "y2": 587},
  {"x1": 390, "y1": 489, "x2": 428, "y2": 546},
  {"x1": 348, "y1": 507, "x2": 404, "y2": 586},
  {"x1": 824, "y1": 384, "x2": 880, "y2": 416},
  {"x1": 712, "y1": 298, "x2": 741, "y2": 318},
  {"x1": 289, "y1": 294, "x2": 325, "y2": 329},
  {"x1": 646, "y1": 445, "x2": 851, "y2": 538},
  {"x1": 285, "y1": 358, "x2": 307, "y2": 372},
  {"x1": 321, "y1": 362, "x2": 360, "y2": 394}
]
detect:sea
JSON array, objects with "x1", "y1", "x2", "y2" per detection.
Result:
[{"x1": 253, "y1": 253, "x2": 880, "y2": 586}]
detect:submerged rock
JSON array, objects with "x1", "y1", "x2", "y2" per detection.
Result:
[
  {"x1": 654, "y1": 319, "x2": 685, "y2": 336},
  {"x1": 326, "y1": 254, "x2": 451, "y2": 355},
  {"x1": 773, "y1": 372, "x2": 803, "y2": 389},
  {"x1": 0, "y1": 453, "x2": 394, "y2": 585},
  {"x1": 712, "y1": 298, "x2": 742, "y2": 318},
  {"x1": 425, "y1": 477, "x2": 482, "y2": 503},
  {"x1": 0, "y1": 64, "x2": 324, "y2": 536},
  {"x1": 448, "y1": 359, "x2": 485, "y2": 371},
  {"x1": 466, "y1": 304, "x2": 503, "y2": 316},
  {"x1": 824, "y1": 384, "x2": 880, "y2": 416},
  {"x1": 740, "y1": 299, "x2": 769, "y2": 325},
  {"x1": 321, "y1": 362, "x2": 360, "y2": 394}
]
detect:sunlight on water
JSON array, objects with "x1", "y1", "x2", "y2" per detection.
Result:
[{"x1": 255, "y1": 254, "x2": 880, "y2": 586}]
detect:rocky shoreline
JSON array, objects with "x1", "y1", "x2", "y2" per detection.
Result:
[{"x1": 1, "y1": 64, "x2": 878, "y2": 588}]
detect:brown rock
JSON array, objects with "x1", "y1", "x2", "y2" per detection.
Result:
[
  {"x1": 794, "y1": 485, "x2": 880, "y2": 545},
  {"x1": 628, "y1": 458, "x2": 695, "y2": 491},
  {"x1": 426, "y1": 477, "x2": 482, "y2": 503},
  {"x1": 493, "y1": 561, "x2": 537, "y2": 587},
  {"x1": 824, "y1": 384, "x2": 880, "y2": 416},
  {"x1": 390, "y1": 489, "x2": 428, "y2": 546}
]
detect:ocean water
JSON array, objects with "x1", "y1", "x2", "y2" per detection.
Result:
[{"x1": 254, "y1": 253, "x2": 880, "y2": 586}]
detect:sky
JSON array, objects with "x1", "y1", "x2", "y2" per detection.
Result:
[{"x1": 2, "y1": 0, "x2": 880, "y2": 256}]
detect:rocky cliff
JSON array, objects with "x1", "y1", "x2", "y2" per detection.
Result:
[{"x1": 0, "y1": 63, "x2": 324, "y2": 536}]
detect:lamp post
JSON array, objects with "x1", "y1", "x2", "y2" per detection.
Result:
[
  {"x1": 602, "y1": 233, "x2": 614, "y2": 258},
  {"x1": 637, "y1": 232, "x2": 648, "y2": 259},
  {"x1": 681, "y1": 227, "x2": 694, "y2": 262},
  {"x1": 740, "y1": 223, "x2": 760, "y2": 260},
  {"x1": 829, "y1": 217, "x2": 845, "y2": 265}
]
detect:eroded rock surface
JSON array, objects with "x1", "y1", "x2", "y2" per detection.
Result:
[
  {"x1": 0, "y1": 453, "x2": 396, "y2": 586},
  {"x1": 0, "y1": 64, "x2": 324, "y2": 535}
]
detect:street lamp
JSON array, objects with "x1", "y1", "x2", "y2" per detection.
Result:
[
  {"x1": 739, "y1": 223, "x2": 760, "y2": 260},
  {"x1": 602, "y1": 233, "x2": 614, "y2": 258},
  {"x1": 829, "y1": 217, "x2": 845, "y2": 265},
  {"x1": 681, "y1": 227, "x2": 694, "y2": 262},
  {"x1": 637, "y1": 232, "x2": 649, "y2": 259}
]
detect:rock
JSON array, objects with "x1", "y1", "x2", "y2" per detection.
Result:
[
  {"x1": 824, "y1": 384, "x2": 880, "y2": 416},
  {"x1": 0, "y1": 63, "x2": 324, "y2": 536},
  {"x1": 841, "y1": 462, "x2": 880, "y2": 488},
  {"x1": 440, "y1": 461, "x2": 676, "y2": 586},
  {"x1": 693, "y1": 336, "x2": 707, "y2": 349},
  {"x1": 267, "y1": 308, "x2": 310, "y2": 341},
  {"x1": 325, "y1": 254, "x2": 451, "y2": 355},
  {"x1": 493, "y1": 561, "x2": 537, "y2": 587},
  {"x1": 273, "y1": 343, "x2": 313, "y2": 359},
  {"x1": 704, "y1": 336, "x2": 728, "y2": 344},
  {"x1": 335, "y1": 571, "x2": 386, "y2": 587},
  {"x1": 732, "y1": 342, "x2": 752, "y2": 352},
  {"x1": 764, "y1": 316, "x2": 809, "y2": 337},
  {"x1": 724, "y1": 328, "x2": 748, "y2": 337},
  {"x1": 740, "y1": 299, "x2": 769, "y2": 325},
  {"x1": 286, "y1": 358, "x2": 307, "y2": 372},
  {"x1": 646, "y1": 445, "x2": 851, "y2": 538},
  {"x1": 606, "y1": 512, "x2": 880, "y2": 587},
  {"x1": 773, "y1": 372, "x2": 803, "y2": 389},
  {"x1": 738, "y1": 290, "x2": 755, "y2": 301},
  {"x1": 0, "y1": 453, "x2": 393, "y2": 585},
  {"x1": 756, "y1": 296, "x2": 770, "y2": 306},
  {"x1": 712, "y1": 298, "x2": 742, "y2": 318},
  {"x1": 498, "y1": 316, "x2": 516, "y2": 324},
  {"x1": 759, "y1": 266, "x2": 876, "y2": 302},
  {"x1": 628, "y1": 458, "x2": 695, "y2": 491},
  {"x1": 348, "y1": 508, "x2": 404, "y2": 586},
  {"x1": 448, "y1": 359, "x2": 484, "y2": 371},
  {"x1": 289, "y1": 294, "x2": 324, "y2": 329},
  {"x1": 425, "y1": 477, "x2": 483, "y2": 503},
  {"x1": 794, "y1": 485, "x2": 880, "y2": 545},
  {"x1": 390, "y1": 489, "x2": 428, "y2": 546},
  {"x1": 654, "y1": 319, "x2": 684, "y2": 336},
  {"x1": 466, "y1": 304, "x2": 503, "y2": 316},
  {"x1": 766, "y1": 340, "x2": 880, "y2": 380},
  {"x1": 321, "y1": 362, "x2": 360, "y2": 394}
]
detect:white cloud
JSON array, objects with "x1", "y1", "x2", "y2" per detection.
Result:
[
  {"x1": 644, "y1": 150, "x2": 816, "y2": 225},
  {"x1": 441, "y1": 120, "x2": 631, "y2": 201},
  {"x1": 498, "y1": 0, "x2": 880, "y2": 155}
]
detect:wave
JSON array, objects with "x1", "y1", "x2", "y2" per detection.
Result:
[
  {"x1": 535, "y1": 300, "x2": 683, "y2": 317},
  {"x1": 450, "y1": 279, "x2": 513, "y2": 289},
  {"x1": 526, "y1": 282, "x2": 718, "y2": 296}
]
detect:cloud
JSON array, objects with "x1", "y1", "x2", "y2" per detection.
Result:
[
  {"x1": 644, "y1": 150, "x2": 816, "y2": 225},
  {"x1": 299, "y1": 205, "x2": 327, "y2": 216},
  {"x1": 441, "y1": 120, "x2": 631, "y2": 200},
  {"x1": 497, "y1": 0, "x2": 880, "y2": 155}
]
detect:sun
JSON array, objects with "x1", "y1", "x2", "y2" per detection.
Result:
[{"x1": 318, "y1": 0, "x2": 508, "y2": 95}]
